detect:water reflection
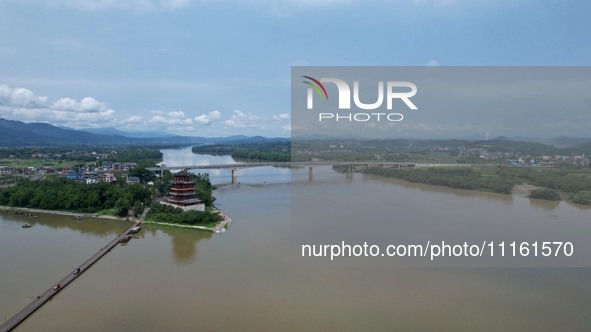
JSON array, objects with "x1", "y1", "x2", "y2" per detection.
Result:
[
  {"x1": 528, "y1": 197, "x2": 560, "y2": 211},
  {"x1": 155, "y1": 226, "x2": 212, "y2": 264},
  {"x1": 362, "y1": 173, "x2": 515, "y2": 204},
  {"x1": 0, "y1": 211, "x2": 127, "y2": 237}
]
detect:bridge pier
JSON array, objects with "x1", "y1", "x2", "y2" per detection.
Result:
[
  {"x1": 308, "y1": 166, "x2": 314, "y2": 182},
  {"x1": 346, "y1": 164, "x2": 353, "y2": 181},
  {"x1": 231, "y1": 169, "x2": 237, "y2": 184}
]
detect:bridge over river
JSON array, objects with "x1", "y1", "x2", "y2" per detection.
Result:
[{"x1": 147, "y1": 161, "x2": 471, "y2": 183}]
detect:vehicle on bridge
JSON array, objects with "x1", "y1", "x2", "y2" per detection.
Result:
[
  {"x1": 73, "y1": 268, "x2": 81, "y2": 275},
  {"x1": 53, "y1": 284, "x2": 60, "y2": 290}
]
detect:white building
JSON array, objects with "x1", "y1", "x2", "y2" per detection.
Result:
[{"x1": 0, "y1": 166, "x2": 15, "y2": 176}]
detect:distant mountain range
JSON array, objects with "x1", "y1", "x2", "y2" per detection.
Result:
[
  {"x1": 78, "y1": 127, "x2": 169, "y2": 138},
  {"x1": 2, "y1": 118, "x2": 591, "y2": 149},
  {"x1": 0, "y1": 118, "x2": 288, "y2": 146}
]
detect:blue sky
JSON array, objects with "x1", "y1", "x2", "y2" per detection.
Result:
[{"x1": 0, "y1": 0, "x2": 590, "y2": 137}]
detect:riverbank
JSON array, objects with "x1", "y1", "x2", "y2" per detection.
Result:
[
  {"x1": 143, "y1": 210, "x2": 232, "y2": 233},
  {"x1": 363, "y1": 166, "x2": 591, "y2": 204},
  {"x1": 0, "y1": 205, "x2": 127, "y2": 221},
  {"x1": 1, "y1": 204, "x2": 233, "y2": 233}
]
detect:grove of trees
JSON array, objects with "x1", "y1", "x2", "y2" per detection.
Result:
[
  {"x1": 145, "y1": 203, "x2": 222, "y2": 226},
  {"x1": 364, "y1": 166, "x2": 591, "y2": 204},
  {"x1": 0, "y1": 177, "x2": 152, "y2": 216},
  {"x1": 192, "y1": 142, "x2": 290, "y2": 162},
  {"x1": 364, "y1": 167, "x2": 515, "y2": 194}
]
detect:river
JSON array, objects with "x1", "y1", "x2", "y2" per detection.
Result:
[{"x1": 1, "y1": 146, "x2": 590, "y2": 331}]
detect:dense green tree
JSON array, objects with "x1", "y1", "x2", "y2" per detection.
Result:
[
  {"x1": 145, "y1": 203, "x2": 222, "y2": 226},
  {"x1": 192, "y1": 142, "x2": 290, "y2": 162},
  {"x1": 194, "y1": 173, "x2": 216, "y2": 206},
  {"x1": 129, "y1": 167, "x2": 156, "y2": 184},
  {"x1": 529, "y1": 188, "x2": 561, "y2": 201},
  {"x1": 0, "y1": 177, "x2": 152, "y2": 214}
]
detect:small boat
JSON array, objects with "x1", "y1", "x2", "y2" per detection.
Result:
[
  {"x1": 129, "y1": 226, "x2": 142, "y2": 234},
  {"x1": 74, "y1": 216, "x2": 82, "y2": 221},
  {"x1": 119, "y1": 235, "x2": 132, "y2": 243},
  {"x1": 22, "y1": 224, "x2": 32, "y2": 228}
]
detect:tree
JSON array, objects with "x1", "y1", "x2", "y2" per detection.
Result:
[
  {"x1": 115, "y1": 197, "x2": 130, "y2": 217},
  {"x1": 129, "y1": 167, "x2": 156, "y2": 184},
  {"x1": 529, "y1": 188, "x2": 560, "y2": 201}
]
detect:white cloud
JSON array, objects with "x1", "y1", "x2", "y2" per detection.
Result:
[
  {"x1": 273, "y1": 113, "x2": 290, "y2": 120},
  {"x1": 0, "y1": 84, "x2": 291, "y2": 136},
  {"x1": 194, "y1": 110, "x2": 221, "y2": 125},
  {"x1": 52, "y1": 96, "x2": 108, "y2": 113},
  {"x1": 0, "y1": 84, "x2": 48, "y2": 107},
  {"x1": 147, "y1": 110, "x2": 199, "y2": 133},
  {"x1": 427, "y1": 59, "x2": 440, "y2": 66},
  {"x1": 223, "y1": 110, "x2": 262, "y2": 129},
  {"x1": 0, "y1": 83, "x2": 117, "y2": 128},
  {"x1": 167, "y1": 110, "x2": 186, "y2": 119},
  {"x1": 121, "y1": 115, "x2": 143, "y2": 125},
  {"x1": 149, "y1": 111, "x2": 193, "y2": 126}
]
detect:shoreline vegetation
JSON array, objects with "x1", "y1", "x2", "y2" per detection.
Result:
[
  {"x1": 0, "y1": 169, "x2": 232, "y2": 233},
  {"x1": 191, "y1": 141, "x2": 290, "y2": 162},
  {"x1": 0, "y1": 204, "x2": 233, "y2": 233},
  {"x1": 362, "y1": 166, "x2": 591, "y2": 205},
  {"x1": 144, "y1": 210, "x2": 232, "y2": 233},
  {"x1": 0, "y1": 177, "x2": 153, "y2": 217},
  {"x1": 144, "y1": 203, "x2": 225, "y2": 229}
]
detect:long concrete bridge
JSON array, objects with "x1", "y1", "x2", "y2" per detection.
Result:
[
  {"x1": 0, "y1": 220, "x2": 141, "y2": 332},
  {"x1": 148, "y1": 161, "x2": 471, "y2": 183}
]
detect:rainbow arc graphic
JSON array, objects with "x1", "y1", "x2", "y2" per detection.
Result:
[{"x1": 302, "y1": 76, "x2": 328, "y2": 100}]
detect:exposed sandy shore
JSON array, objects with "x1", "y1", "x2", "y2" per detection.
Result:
[{"x1": 512, "y1": 184, "x2": 542, "y2": 195}]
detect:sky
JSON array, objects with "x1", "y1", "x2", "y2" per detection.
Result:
[{"x1": 0, "y1": 0, "x2": 590, "y2": 138}]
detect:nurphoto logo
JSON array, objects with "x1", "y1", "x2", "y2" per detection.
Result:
[{"x1": 302, "y1": 76, "x2": 418, "y2": 122}]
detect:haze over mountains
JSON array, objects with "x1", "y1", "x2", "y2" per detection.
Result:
[
  {"x1": 2, "y1": 118, "x2": 591, "y2": 150},
  {"x1": 0, "y1": 118, "x2": 286, "y2": 146}
]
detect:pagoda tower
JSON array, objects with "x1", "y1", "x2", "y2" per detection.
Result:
[{"x1": 166, "y1": 170, "x2": 202, "y2": 210}]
